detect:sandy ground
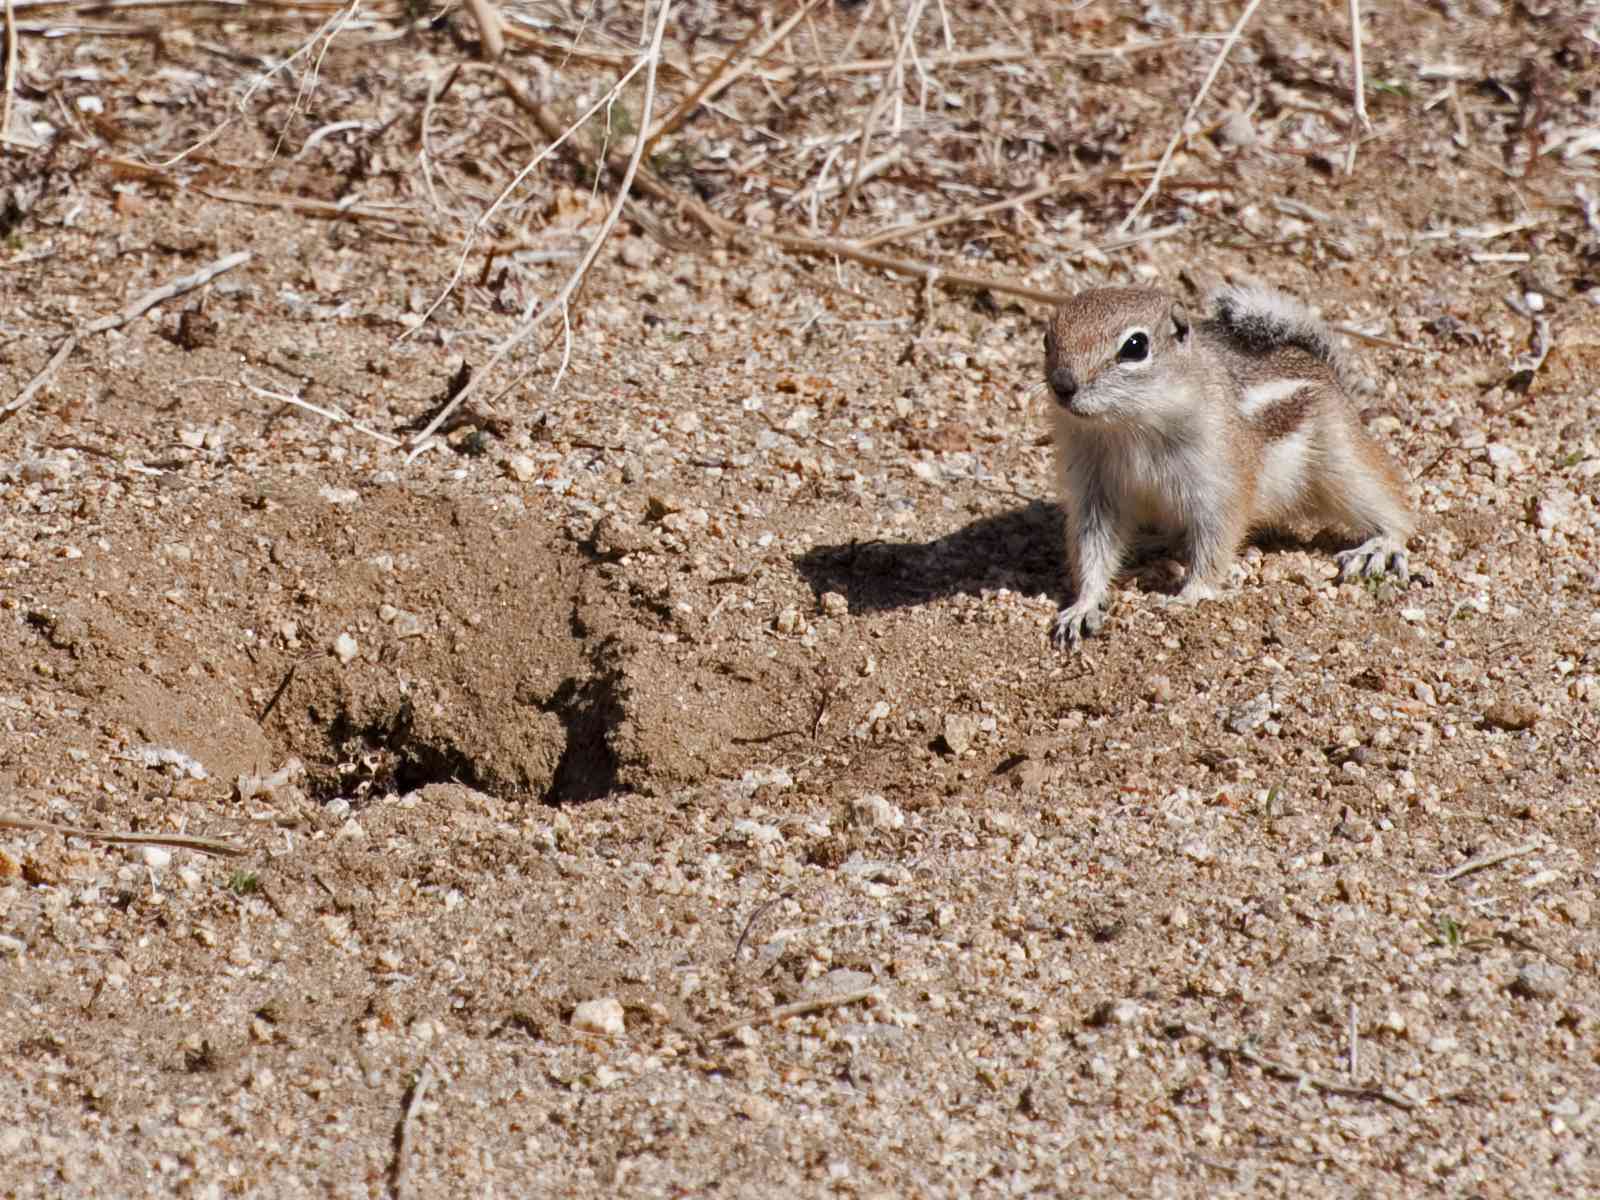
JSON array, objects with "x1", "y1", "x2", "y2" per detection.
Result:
[{"x1": 2, "y1": 1, "x2": 1599, "y2": 1195}]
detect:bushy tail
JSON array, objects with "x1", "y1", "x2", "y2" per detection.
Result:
[{"x1": 1209, "y1": 284, "x2": 1342, "y2": 372}]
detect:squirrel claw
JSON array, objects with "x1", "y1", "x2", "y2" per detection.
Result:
[
  {"x1": 1051, "y1": 602, "x2": 1105, "y2": 650},
  {"x1": 1336, "y1": 537, "x2": 1409, "y2": 583}
]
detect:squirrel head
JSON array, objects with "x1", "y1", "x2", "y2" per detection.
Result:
[{"x1": 1043, "y1": 288, "x2": 1195, "y2": 423}]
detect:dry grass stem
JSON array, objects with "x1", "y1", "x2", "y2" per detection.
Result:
[
  {"x1": 1347, "y1": 1000, "x2": 1359, "y2": 1080},
  {"x1": 197, "y1": 186, "x2": 430, "y2": 226},
  {"x1": 829, "y1": 0, "x2": 927, "y2": 236},
  {"x1": 1118, "y1": 0, "x2": 1264, "y2": 234},
  {"x1": 1437, "y1": 842, "x2": 1541, "y2": 882},
  {"x1": 0, "y1": 813, "x2": 245, "y2": 858},
  {"x1": 1329, "y1": 324, "x2": 1430, "y2": 355},
  {"x1": 405, "y1": 0, "x2": 675, "y2": 455},
  {"x1": 409, "y1": 56, "x2": 649, "y2": 337},
  {"x1": 501, "y1": 24, "x2": 693, "y2": 80},
  {"x1": 2, "y1": 0, "x2": 17, "y2": 148},
  {"x1": 856, "y1": 179, "x2": 1062, "y2": 248},
  {"x1": 153, "y1": 0, "x2": 363, "y2": 168},
  {"x1": 754, "y1": 36, "x2": 1231, "y2": 81},
  {"x1": 511, "y1": 94, "x2": 1077, "y2": 307},
  {"x1": 3, "y1": 249, "x2": 251, "y2": 425},
  {"x1": 242, "y1": 381, "x2": 402, "y2": 447},
  {"x1": 646, "y1": 0, "x2": 826, "y2": 149},
  {"x1": 1343, "y1": 0, "x2": 1369, "y2": 174}
]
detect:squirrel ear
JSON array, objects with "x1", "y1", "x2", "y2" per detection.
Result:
[{"x1": 1170, "y1": 303, "x2": 1191, "y2": 343}]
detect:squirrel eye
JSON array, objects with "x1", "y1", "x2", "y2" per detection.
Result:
[{"x1": 1117, "y1": 331, "x2": 1150, "y2": 363}]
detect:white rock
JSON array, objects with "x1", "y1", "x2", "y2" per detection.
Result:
[
  {"x1": 333, "y1": 632, "x2": 359, "y2": 663},
  {"x1": 940, "y1": 713, "x2": 980, "y2": 755},
  {"x1": 618, "y1": 238, "x2": 654, "y2": 269},
  {"x1": 1533, "y1": 490, "x2": 1578, "y2": 533},
  {"x1": 1513, "y1": 961, "x2": 1567, "y2": 1000},
  {"x1": 571, "y1": 997, "x2": 626, "y2": 1036},
  {"x1": 1181, "y1": 839, "x2": 1214, "y2": 864},
  {"x1": 726, "y1": 819, "x2": 782, "y2": 847},
  {"x1": 1225, "y1": 692, "x2": 1273, "y2": 734},
  {"x1": 139, "y1": 846, "x2": 171, "y2": 870},
  {"x1": 848, "y1": 793, "x2": 905, "y2": 831},
  {"x1": 1484, "y1": 443, "x2": 1523, "y2": 473}
]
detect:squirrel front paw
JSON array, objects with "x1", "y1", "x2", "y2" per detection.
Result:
[
  {"x1": 1336, "y1": 536, "x2": 1409, "y2": 583},
  {"x1": 1051, "y1": 600, "x2": 1106, "y2": 650}
]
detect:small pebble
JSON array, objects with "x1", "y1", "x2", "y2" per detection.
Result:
[
  {"x1": 139, "y1": 846, "x2": 171, "y2": 870},
  {"x1": 1225, "y1": 693, "x2": 1273, "y2": 734},
  {"x1": 1216, "y1": 109, "x2": 1257, "y2": 148},
  {"x1": 1482, "y1": 702, "x2": 1538, "y2": 732},
  {"x1": 848, "y1": 793, "x2": 905, "y2": 831},
  {"x1": 940, "y1": 713, "x2": 980, "y2": 756},
  {"x1": 333, "y1": 632, "x2": 359, "y2": 664},
  {"x1": 1512, "y1": 961, "x2": 1568, "y2": 1000},
  {"x1": 571, "y1": 997, "x2": 626, "y2": 1036}
]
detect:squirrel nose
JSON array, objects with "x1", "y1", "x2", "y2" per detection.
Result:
[{"x1": 1048, "y1": 366, "x2": 1079, "y2": 406}]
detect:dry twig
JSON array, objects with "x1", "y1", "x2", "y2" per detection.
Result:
[
  {"x1": 645, "y1": 0, "x2": 827, "y2": 149},
  {"x1": 1119, "y1": 0, "x2": 1264, "y2": 233},
  {"x1": 2, "y1": 250, "x2": 251, "y2": 425},
  {"x1": 732, "y1": 890, "x2": 795, "y2": 966},
  {"x1": 241, "y1": 380, "x2": 402, "y2": 447},
  {"x1": 830, "y1": 0, "x2": 928, "y2": 235},
  {"x1": 1343, "y1": 0, "x2": 1369, "y2": 175},
  {"x1": 390, "y1": 1061, "x2": 435, "y2": 1200},
  {"x1": 705, "y1": 987, "x2": 881, "y2": 1041},
  {"x1": 2, "y1": 0, "x2": 17, "y2": 148},
  {"x1": 461, "y1": 0, "x2": 502, "y2": 61},
  {"x1": 0, "y1": 813, "x2": 245, "y2": 858},
  {"x1": 1437, "y1": 842, "x2": 1540, "y2": 882},
  {"x1": 753, "y1": 35, "x2": 1232, "y2": 81},
  {"x1": 405, "y1": 0, "x2": 675, "y2": 454},
  {"x1": 1175, "y1": 1022, "x2": 1417, "y2": 1111},
  {"x1": 512, "y1": 86, "x2": 1079, "y2": 309},
  {"x1": 410, "y1": 57, "x2": 652, "y2": 337},
  {"x1": 857, "y1": 179, "x2": 1062, "y2": 249}
]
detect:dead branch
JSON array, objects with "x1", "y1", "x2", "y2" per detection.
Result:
[
  {"x1": 461, "y1": 0, "x2": 502, "y2": 62},
  {"x1": 2, "y1": 250, "x2": 251, "y2": 426}
]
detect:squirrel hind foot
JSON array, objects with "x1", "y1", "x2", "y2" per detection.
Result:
[{"x1": 1335, "y1": 536, "x2": 1409, "y2": 583}]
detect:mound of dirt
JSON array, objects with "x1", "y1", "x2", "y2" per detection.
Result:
[{"x1": 8, "y1": 482, "x2": 819, "y2": 804}]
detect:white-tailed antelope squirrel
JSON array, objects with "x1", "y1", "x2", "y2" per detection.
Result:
[{"x1": 1043, "y1": 284, "x2": 1413, "y2": 650}]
